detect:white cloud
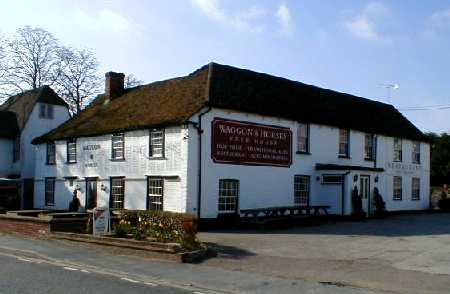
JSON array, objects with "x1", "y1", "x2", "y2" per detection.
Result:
[
  {"x1": 191, "y1": 0, "x2": 268, "y2": 33},
  {"x1": 425, "y1": 9, "x2": 450, "y2": 38},
  {"x1": 276, "y1": 3, "x2": 293, "y2": 35},
  {"x1": 344, "y1": 2, "x2": 389, "y2": 41}
]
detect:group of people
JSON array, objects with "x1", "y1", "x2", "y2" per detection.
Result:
[{"x1": 352, "y1": 186, "x2": 386, "y2": 218}]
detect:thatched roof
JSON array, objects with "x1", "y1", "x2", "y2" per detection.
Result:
[
  {"x1": 32, "y1": 63, "x2": 427, "y2": 144},
  {"x1": 0, "y1": 86, "x2": 67, "y2": 131}
]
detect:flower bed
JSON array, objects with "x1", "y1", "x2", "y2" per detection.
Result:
[{"x1": 112, "y1": 210, "x2": 200, "y2": 250}]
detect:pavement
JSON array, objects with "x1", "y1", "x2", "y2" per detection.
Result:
[
  {"x1": 0, "y1": 233, "x2": 379, "y2": 294},
  {"x1": 199, "y1": 212, "x2": 450, "y2": 294}
]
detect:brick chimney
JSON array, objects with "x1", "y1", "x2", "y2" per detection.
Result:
[{"x1": 105, "y1": 72, "x2": 125, "y2": 100}]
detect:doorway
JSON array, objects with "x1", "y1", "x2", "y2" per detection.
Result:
[
  {"x1": 359, "y1": 175, "x2": 370, "y2": 216},
  {"x1": 85, "y1": 178, "x2": 97, "y2": 210}
]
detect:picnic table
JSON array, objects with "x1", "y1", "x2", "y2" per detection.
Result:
[{"x1": 240, "y1": 205, "x2": 330, "y2": 219}]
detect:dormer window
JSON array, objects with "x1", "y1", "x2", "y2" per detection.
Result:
[
  {"x1": 67, "y1": 139, "x2": 77, "y2": 163},
  {"x1": 46, "y1": 142, "x2": 56, "y2": 165},
  {"x1": 39, "y1": 103, "x2": 54, "y2": 119},
  {"x1": 149, "y1": 129, "x2": 164, "y2": 158},
  {"x1": 111, "y1": 133, "x2": 125, "y2": 160},
  {"x1": 393, "y1": 138, "x2": 402, "y2": 162}
]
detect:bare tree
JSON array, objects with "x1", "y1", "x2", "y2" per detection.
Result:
[
  {"x1": 54, "y1": 47, "x2": 102, "y2": 115},
  {"x1": 124, "y1": 73, "x2": 143, "y2": 88},
  {"x1": 5, "y1": 26, "x2": 60, "y2": 92},
  {"x1": 0, "y1": 34, "x2": 9, "y2": 100}
]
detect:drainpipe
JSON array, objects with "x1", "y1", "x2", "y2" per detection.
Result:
[
  {"x1": 193, "y1": 107, "x2": 212, "y2": 220},
  {"x1": 341, "y1": 171, "x2": 351, "y2": 215}
]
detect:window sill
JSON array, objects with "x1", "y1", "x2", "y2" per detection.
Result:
[
  {"x1": 148, "y1": 157, "x2": 167, "y2": 160},
  {"x1": 110, "y1": 158, "x2": 126, "y2": 162},
  {"x1": 338, "y1": 155, "x2": 351, "y2": 159},
  {"x1": 393, "y1": 198, "x2": 402, "y2": 201},
  {"x1": 67, "y1": 162, "x2": 77, "y2": 165},
  {"x1": 45, "y1": 163, "x2": 56, "y2": 166},
  {"x1": 393, "y1": 160, "x2": 402, "y2": 163},
  {"x1": 411, "y1": 199, "x2": 420, "y2": 201},
  {"x1": 296, "y1": 151, "x2": 311, "y2": 155}
]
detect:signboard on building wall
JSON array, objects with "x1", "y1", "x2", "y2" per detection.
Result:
[{"x1": 211, "y1": 118, "x2": 292, "y2": 167}]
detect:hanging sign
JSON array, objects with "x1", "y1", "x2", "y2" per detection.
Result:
[{"x1": 211, "y1": 118, "x2": 292, "y2": 167}]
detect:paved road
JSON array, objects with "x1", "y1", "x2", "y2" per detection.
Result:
[{"x1": 0, "y1": 254, "x2": 189, "y2": 294}]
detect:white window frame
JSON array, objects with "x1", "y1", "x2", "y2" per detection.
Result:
[
  {"x1": 393, "y1": 176, "x2": 402, "y2": 201},
  {"x1": 110, "y1": 177, "x2": 125, "y2": 209},
  {"x1": 338, "y1": 129, "x2": 350, "y2": 157},
  {"x1": 412, "y1": 177, "x2": 420, "y2": 201},
  {"x1": 412, "y1": 142, "x2": 420, "y2": 164},
  {"x1": 45, "y1": 177, "x2": 55, "y2": 206},
  {"x1": 111, "y1": 133, "x2": 125, "y2": 160},
  {"x1": 364, "y1": 134, "x2": 375, "y2": 161},
  {"x1": 393, "y1": 138, "x2": 402, "y2": 162},
  {"x1": 148, "y1": 177, "x2": 163, "y2": 211},
  {"x1": 294, "y1": 175, "x2": 310, "y2": 206},
  {"x1": 218, "y1": 179, "x2": 239, "y2": 213},
  {"x1": 297, "y1": 123, "x2": 309, "y2": 153},
  {"x1": 67, "y1": 139, "x2": 77, "y2": 163},
  {"x1": 149, "y1": 129, "x2": 164, "y2": 158}
]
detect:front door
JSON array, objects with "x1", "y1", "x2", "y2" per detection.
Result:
[
  {"x1": 359, "y1": 175, "x2": 370, "y2": 216},
  {"x1": 85, "y1": 178, "x2": 97, "y2": 210}
]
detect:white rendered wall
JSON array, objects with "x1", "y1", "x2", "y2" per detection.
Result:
[
  {"x1": 189, "y1": 108, "x2": 431, "y2": 218},
  {"x1": 33, "y1": 126, "x2": 190, "y2": 212}
]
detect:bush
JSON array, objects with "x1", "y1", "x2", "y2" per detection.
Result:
[
  {"x1": 118, "y1": 210, "x2": 199, "y2": 248},
  {"x1": 114, "y1": 219, "x2": 132, "y2": 237},
  {"x1": 438, "y1": 199, "x2": 450, "y2": 212}
]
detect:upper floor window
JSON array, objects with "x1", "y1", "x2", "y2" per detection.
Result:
[
  {"x1": 412, "y1": 142, "x2": 420, "y2": 164},
  {"x1": 338, "y1": 129, "x2": 350, "y2": 158},
  {"x1": 13, "y1": 136, "x2": 20, "y2": 162},
  {"x1": 393, "y1": 176, "x2": 402, "y2": 201},
  {"x1": 67, "y1": 139, "x2": 77, "y2": 163},
  {"x1": 46, "y1": 142, "x2": 56, "y2": 165},
  {"x1": 297, "y1": 123, "x2": 309, "y2": 153},
  {"x1": 39, "y1": 103, "x2": 54, "y2": 119},
  {"x1": 393, "y1": 138, "x2": 402, "y2": 162},
  {"x1": 149, "y1": 128, "x2": 164, "y2": 158},
  {"x1": 111, "y1": 133, "x2": 124, "y2": 160},
  {"x1": 364, "y1": 134, "x2": 375, "y2": 161}
]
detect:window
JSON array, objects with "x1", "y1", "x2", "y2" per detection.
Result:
[
  {"x1": 45, "y1": 178, "x2": 55, "y2": 206},
  {"x1": 67, "y1": 139, "x2": 77, "y2": 163},
  {"x1": 321, "y1": 174, "x2": 343, "y2": 185},
  {"x1": 13, "y1": 136, "x2": 20, "y2": 162},
  {"x1": 111, "y1": 133, "x2": 124, "y2": 160},
  {"x1": 364, "y1": 134, "x2": 375, "y2": 161},
  {"x1": 39, "y1": 103, "x2": 54, "y2": 119},
  {"x1": 393, "y1": 138, "x2": 402, "y2": 162},
  {"x1": 338, "y1": 129, "x2": 350, "y2": 157},
  {"x1": 294, "y1": 175, "x2": 310, "y2": 205},
  {"x1": 412, "y1": 177, "x2": 420, "y2": 201},
  {"x1": 149, "y1": 129, "x2": 164, "y2": 158},
  {"x1": 393, "y1": 176, "x2": 402, "y2": 200},
  {"x1": 46, "y1": 142, "x2": 56, "y2": 165},
  {"x1": 297, "y1": 123, "x2": 309, "y2": 153},
  {"x1": 148, "y1": 178, "x2": 163, "y2": 211},
  {"x1": 218, "y1": 179, "x2": 239, "y2": 213},
  {"x1": 412, "y1": 142, "x2": 420, "y2": 164},
  {"x1": 110, "y1": 177, "x2": 125, "y2": 209}
]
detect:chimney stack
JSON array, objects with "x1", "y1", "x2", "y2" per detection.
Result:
[{"x1": 105, "y1": 72, "x2": 125, "y2": 100}]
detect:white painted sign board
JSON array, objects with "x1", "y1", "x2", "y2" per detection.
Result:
[{"x1": 93, "y1": 207, "x2": 110, "y2": 237}]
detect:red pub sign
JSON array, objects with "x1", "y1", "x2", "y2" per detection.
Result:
[{"x1": 211, "y1": 118, "x2": 292, "y2": 167}]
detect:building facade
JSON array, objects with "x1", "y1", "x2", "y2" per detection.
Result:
[{"x1": 32, "y1": 64, "x2": 430, "y2": 218}]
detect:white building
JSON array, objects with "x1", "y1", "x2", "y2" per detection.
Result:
[
  {"x1": 0, "y1": 86, "x2": 69, "y2": 208},
  {"x1": 32, "y1": 64, "x2": 430, "y2": 219}
]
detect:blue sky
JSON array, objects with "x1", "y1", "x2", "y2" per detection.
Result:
[{"x1": 1, "y1": 0, "x2": 450, "y2": 133}]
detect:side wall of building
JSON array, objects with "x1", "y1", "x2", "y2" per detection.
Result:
[
  {"x1": 0, "y1": 139, "x2": 15, "y2": 177},
  {"x1": 33, "y1": 126, "x2": 190, "y2": 212}
]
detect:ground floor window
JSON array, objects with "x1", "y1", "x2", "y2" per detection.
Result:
[
  {"x1": 294, "y1": 175, "x2": 310, "y2": 205},
  {"x1": 148, "y1": 177, "x2": 163, "y2": 211},
  {"x1": 110, "y1": 177, "x2": 125, "y2": 209},
  {"x1": 218, "y1": 179, "x2": 239, "y2": 213},
  {"x1": 412, "y1": 177, "x2": 420, "y2": 201},
  {"x1": 393, "y1": 176, "x2": 402, "y2": 201},
  {"x1": 45, "y1": 178, "x2": 55, "y2": 206}
]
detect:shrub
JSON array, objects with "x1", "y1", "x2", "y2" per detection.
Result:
[
  {"x1": 114, "y1": 219, "x2": 131, "y2": 238},
  {"x1": 119, "y1": 210, "x2": 199, "y2": 247},
  {"x1": 438, "y1": 199, "x2": 450, "y2": 212}
]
